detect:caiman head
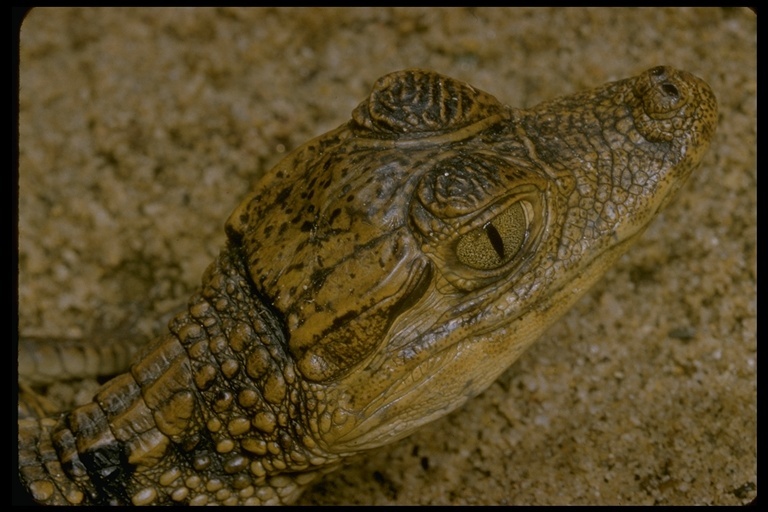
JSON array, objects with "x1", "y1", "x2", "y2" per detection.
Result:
[{"x1": 225, "y1": 67, "x2": 717, "y2": 454}]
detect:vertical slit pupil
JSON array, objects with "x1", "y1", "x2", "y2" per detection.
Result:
[{"x1": 483, "y1": 222, "x2": 505, "y2": 260}]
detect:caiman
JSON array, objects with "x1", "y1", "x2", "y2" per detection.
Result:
[{"x1": 17, "y1": 66, "x2": 718, "y2": 505}]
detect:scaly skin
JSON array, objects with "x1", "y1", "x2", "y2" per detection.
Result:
[{"x1": 18, "y1": 67, "x2": 717, "y2": 505}]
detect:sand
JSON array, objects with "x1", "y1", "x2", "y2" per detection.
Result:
[{"x1": 17, "y1": 7, "x2": 755, "y2": 505}]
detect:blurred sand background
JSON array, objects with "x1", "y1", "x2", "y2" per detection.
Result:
[{"x1": 17, "y1": 8, "x2": 755, "y2": 505}]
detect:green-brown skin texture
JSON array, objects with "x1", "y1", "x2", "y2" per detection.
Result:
[{"x1": 17, "y1": 66, "x2": 717, "y2": 505}]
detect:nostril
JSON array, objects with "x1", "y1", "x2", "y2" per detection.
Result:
[
  {"x1": 650, "y1": 66, "x2": 666, "y2": 77},
  {"x1": 661, "y1": 82, "x2": 679, "y2": 98}
]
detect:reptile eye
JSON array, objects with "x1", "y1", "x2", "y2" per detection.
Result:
[{"x1": 456, "y1": 202, "x2": 529, "y2": 270}]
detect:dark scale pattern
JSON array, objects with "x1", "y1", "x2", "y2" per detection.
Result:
[
  {"x1": 352, "y1": 69, "x2": 506, "y2": 135},
  {"x1": 19, "y1": 67, "x2": 717, "y2": 505}
]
